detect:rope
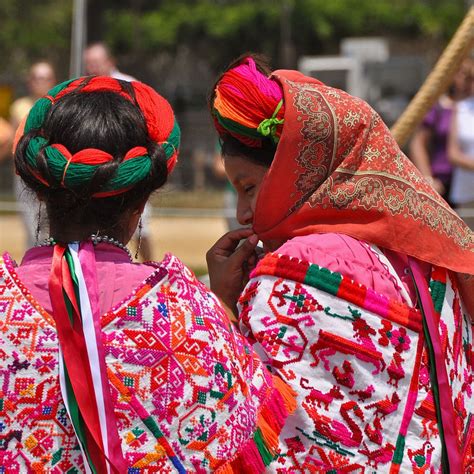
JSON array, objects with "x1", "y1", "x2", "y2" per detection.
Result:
[{"x1": 391, "y1": 7, "x2": 474, "y2": 147}]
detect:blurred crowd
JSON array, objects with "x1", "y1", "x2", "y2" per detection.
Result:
[{"x1": 410, "y1": 58, "x2": 474, "y2": 227}]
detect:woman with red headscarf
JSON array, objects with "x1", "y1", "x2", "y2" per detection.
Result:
[
  {"x1": 1, "y1": 76, "x2": 296, "y2": 473},
  {"x1": 207, "y1": 54, "x2": 474, "y2": 472}
]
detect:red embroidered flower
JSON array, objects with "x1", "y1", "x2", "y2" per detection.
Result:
[{"x1": 389, "y1": 328, "x2": 411, "y2": 352}]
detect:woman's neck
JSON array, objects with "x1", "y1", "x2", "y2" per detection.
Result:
[{"x1": 48, "y1": 225, "x2": 128, "y2": 245}]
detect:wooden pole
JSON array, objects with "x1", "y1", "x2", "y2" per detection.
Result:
[{"x1": 390, "y1": 7, "x2": 474, "y2": 147}]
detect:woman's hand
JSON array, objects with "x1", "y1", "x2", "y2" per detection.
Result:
[{"x1": 206, "y1": 228, "x2": 259, "y2": 316}]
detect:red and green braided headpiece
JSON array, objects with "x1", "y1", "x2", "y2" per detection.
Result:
[{"x1": 18, "y1": 76, "x2": 180, "y2": 198}]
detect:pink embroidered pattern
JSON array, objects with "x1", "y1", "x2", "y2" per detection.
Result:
[
  {"x1": 239, "y1": 253, "x2": 473, "y2": 471},
  {"x1": 0, "y1": 253, "x2": 295, "y2": 472}
]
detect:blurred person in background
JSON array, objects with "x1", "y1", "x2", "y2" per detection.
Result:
[
  {"x1": 410, "y1": 59, "x2": 472, "y2": 203},
  {"x1": 9, "y1": 61, "x2": 56, "y2": 247},
  {"x1": 1, "y1": 75, "x2": 294, "y2": 472},
  {"x1": 83, "y1": 42, "x2": 136, "y2": 82},
  {"x1": 206, "y1": 54, "x2": 474, "y2": 472},
  {"x1": 84, "y1": 42, "x2": 153, "y2": 261},
  {"x1": 0, "y1": 117, "x2": 13, "y2": 161},
  {"x1": 448, "y1": 57, "x2": 474, "y2": 229}
]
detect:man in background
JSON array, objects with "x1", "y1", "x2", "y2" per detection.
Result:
[
  {"x1": 83, "y1": 42, "x2": 136, "y2": 82},
  {"x1": 83, "y1": 42, "x2": 153, "y2": 261},
  {"x1": 10, "y1": 62, "x2": 56, "y2": 130},
  {"x1": 9, "y1": 62, "x2": 56, "y2": 248}
]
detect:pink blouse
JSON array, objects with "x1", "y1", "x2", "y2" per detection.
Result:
[
  {"x1": 277, "y1": 233, "x2": 430, "y2": 304},
  {"x1": 15, "y1": 244, "x2": 157, "y2": 315}
]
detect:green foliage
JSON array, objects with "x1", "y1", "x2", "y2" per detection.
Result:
[
  {"x1": 0, "y1": 0, "x2": 72, "y2": 74},
  {"x1": 0, "y1": 0, "x2": 468, "y2": 80},
  {"x1": 105, "y1": 1, "x2": 282, "y2": 66},
  {"x1": 101, "y1": 0, "x2": 467, "y2": 68},
  {"x1": 293, "y1": 0, "x2": 467, "y2": 53}
]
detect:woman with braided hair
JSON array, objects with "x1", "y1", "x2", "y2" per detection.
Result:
[
  {"x1": 0, "y1": 76, "x2": 296, "y2": 473},
  {"x1": 206, "y1": 55, "x2": 474, "y2": 472}
]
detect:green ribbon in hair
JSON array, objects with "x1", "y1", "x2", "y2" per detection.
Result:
[
  {"x1": 257, "y1": 100, "x2": 284, "y2": 144},
  {"x1": 24, "y1": 79, "x2": 76, "y2": 133}
]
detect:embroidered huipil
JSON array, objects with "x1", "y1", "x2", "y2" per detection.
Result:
[
  {"x1": 238, "y1": 249, "x2": 473, "y2": 472},
  {"x1": 0, "y1": 252, "x2": 295, "y2": 473}
]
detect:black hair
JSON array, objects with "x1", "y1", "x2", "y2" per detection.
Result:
[
  {"x1": 209, "y1": 52, "x2": 277, "y2": 168},
  {"x1": 14, "y1": 82, "x2": 168, "y2": 238},
  {"x1": 220, "y1": 135, "x2": 276, "y2": 168}
]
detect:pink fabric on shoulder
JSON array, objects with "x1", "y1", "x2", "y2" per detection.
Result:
[
  {"x1": 277, "y1": 233, "x2": 411, "y2": 303},
  {"x1": 16, "y1": 244, "x2": 157, "y2": 315}
]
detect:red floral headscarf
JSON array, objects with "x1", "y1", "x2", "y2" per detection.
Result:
[{"x1": 251, "y1": 70, "x2": 473, "y2": 275}]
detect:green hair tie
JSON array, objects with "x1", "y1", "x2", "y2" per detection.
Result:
[{"x1": 257, "y1": 100, "x2": 284, "y2": 143}]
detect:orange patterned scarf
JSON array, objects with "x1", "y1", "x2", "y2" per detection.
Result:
[{"x1": 253, "y1": 70, "x2": 474, "y2": 275}]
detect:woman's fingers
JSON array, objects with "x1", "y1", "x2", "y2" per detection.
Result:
[
  {"x1": 206, "y1": 230, "x2": 260, "y2": 313},
  {"x1": 207, "y1": 227, "x2": 254, "y2": 259},
  {"x1": 229, "y1": 234, "x2": 259, "y2": 266}
]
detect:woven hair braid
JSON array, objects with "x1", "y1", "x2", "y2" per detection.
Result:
[{"x1": 13, "y1": 76, "x2": 174, "y2": 233}]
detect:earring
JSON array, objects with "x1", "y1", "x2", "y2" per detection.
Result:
[
  {"x1": 135, "y1": 217, "x2": 143, "y2": 260},
  {"x1": 35, "y1": 203, "x2": 42, "y2": 245}
]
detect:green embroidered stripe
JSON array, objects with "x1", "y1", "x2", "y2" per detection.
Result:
[
  {"x1": 51, "y1": 447, "x2": 63, "y2": 466},
  {"x1": 143, "y1": 415, "x2": 164, "y2": 439},
  {"x1": 304, "y1": 264, "x2": 342, "y2": 295},
  {"x1": 413, "y1": 278, "x2": 449, "y2": 474},
  {"x1": 392, "y1": 433, "x2": 406, "y2": 465},
  {"x1": 429, "y1": 280, "x2": 446, "y2": 314}
]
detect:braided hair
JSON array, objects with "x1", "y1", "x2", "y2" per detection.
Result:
[{"x1": 14, "y1": 76, "x2": 180, "y2": 236}]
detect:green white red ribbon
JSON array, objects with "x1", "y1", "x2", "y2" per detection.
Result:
[{"x1": 49, "y1": 241, "x2": 125, "y2": 472}]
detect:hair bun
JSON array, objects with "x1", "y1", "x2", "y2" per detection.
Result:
[
  {"x1": 212, "y1": 57, "x2": 284, "y2": 147},
  {"x1": 17, "y1": 76, "x2": 181, "y2": 196}
]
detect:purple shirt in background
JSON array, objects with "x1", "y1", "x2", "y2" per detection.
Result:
[{"x1": 422, "y1": 103, "x2": 453, "y2": 183}]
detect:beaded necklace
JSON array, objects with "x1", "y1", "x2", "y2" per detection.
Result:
[{"x1": 38, "y1": 234, "x2": 133, "y2": 261}]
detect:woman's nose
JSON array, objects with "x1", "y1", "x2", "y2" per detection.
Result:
[{"x1": 236, "y1": 201, "x2": 253, "y2": 226}]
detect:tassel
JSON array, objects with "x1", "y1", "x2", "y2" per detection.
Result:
[
  {"x1": 256, "y1": 414, "x2": 279, "y2": 454},
  {"x1": 240, "y1": 436, "x2": 267, "y2": 473},
  {"x1": 272, "y1": 374, "x2": 298, "y2": 413},
  {"x1": 253, "y1": 428, "x2": 275, "y2": 466},
  {"x1": 216, "y1": 374, "x2": 297, "y2": 473}
]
